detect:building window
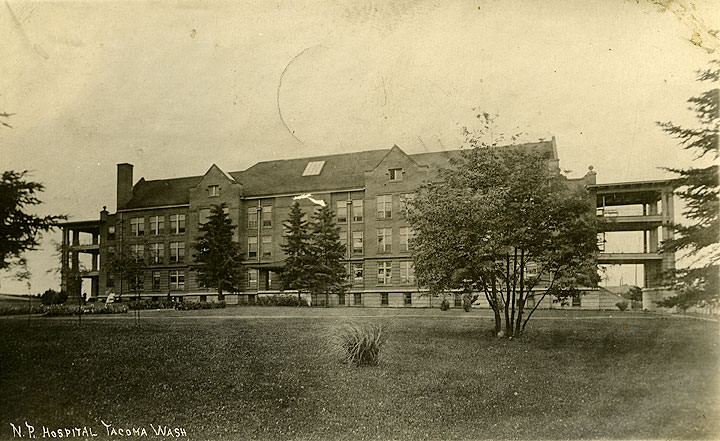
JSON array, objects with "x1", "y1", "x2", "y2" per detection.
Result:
[
  {"x1": 339, "y1": 293, "x2": 345, "y2": 305},
  {"x1": 389, "y1": 168, "x2": 403, "y2": 181},
  {"x1": 247, "y1": 269, "x2": 258, "y2": 288},
  {"x1": 170, "y1": 214, "x2": 185, "y2": 234},
  {"x1": 377, "y1": 228, "x2": 392, "y2": 253},
  {"x1": 352, "y1": 231, "x2": 363, "y2": 254},
  {"x1": 400, "y1": 261, "x2": 415, "y2": 284},
  {"x1": 248, "y1": 207, "x2": 258, "y2": 229},
  {"x1": 354, "y1": 293, "x2": 362, "y2": 306},
  {"x1": 404, "y1": 293, "x2": 412, "y2": 305},
  {"x1": 131, "y1": 244, "x2": 144, "y2": 262},
  {"x1": 131, "y1": 217, "x2": 144, "y2": 236},
  {"x1": 170, "y1": 242, "x2": 185, "y2": 263},
  {"x1": 378, "y1": 261, "x2": 392, "y2": 285},
  {"x1": 339, "y1": 235, "x2": 347, "y2": 254},
  {"x1": 336, "y1": 201, "x2": 348, "y2": 223},
  {"x1": 262, "y1": 206, "x2": 272, "y2": 228},
  {"x1": 399, "y1": 193, "x2": 415, "y2": 215},
  {"x1": 376, "y1": 195, "x2": 392, "y2": 219},
  {"x1": 150, "y1": 243, "x2": 164, "y2": 264},
  {"x1": 152, "y1": 271, "x2": 161, "y2": 290},
  {"x1": 134, "y1": 273, "x2": 144, "y2": 292},
  {"x1": 107, "y1": 273, "x2": 114, "y2": 290},
  {"x1": 352, "y1": 200, "x2": 363, "y2": 222},
  {"x1": 399, "y1": 227, "x2": 413, "y2": 252},
  {"x1": 281, "y1": 227, "x2": 289, "y2": 248},
  {"x1": 454, "y1": 294, "x2": 462, "y2": 307},
  {"x1": 208, "y1": 185, "x2": 220, "y2": 197},
  {"x1": 149, "y1": 216, "x2": 164, "y2": 235},
  {"x1": 248, "y1": 236, "x2": 258, "y2": 259},
  {"x1": 170, "y1": 270, "x2": 185, "y2": 290},
  {"x1": 262, "y1": 235, "x2": 272, "y2": 259},
  {"x1": 198, "y1": 209, "x2": 211, "y2": 226},
  {"x1": 596, "y1": 233, "x2": 606, "y2": 252},
  {"x1": 572, "y1": 296, "x2": 581, "y2": 307},
  {"x1": 381, "y1": 293, "x2": 389, "y2": 306},
  {"x1": 525, "y1": 264, "x2": 538, "y2": 281},
  {"x1": 107, "y1": 225, "x2": 116, "y2": 240},
  {"x1": 353, "y1": 262, "x2": 364, "y2": 283}
]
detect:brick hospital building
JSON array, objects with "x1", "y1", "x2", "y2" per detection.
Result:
[{"x1": 61, "y1": 139, "x2": 677, "y2": 309}]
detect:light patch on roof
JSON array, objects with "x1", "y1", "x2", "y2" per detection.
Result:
[{"x1": 302, "y1": 160, "x2": 325, "y2": 176}]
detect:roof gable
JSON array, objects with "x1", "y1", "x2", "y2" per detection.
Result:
[
  {"x1": 370, "y1": 144, "x2": 425, "y2": 171},
  {"x1": 195, "y1": 164, "x2": 237, "y2": 188}
]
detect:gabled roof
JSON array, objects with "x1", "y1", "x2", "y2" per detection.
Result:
[
  {"x1": 209, "y1": 163, "x2": 237, "y2": 183},
  {"x1": 411, "y1": 149, "x2": 461, "y2": 169},
  {"x1": 230, "y1": 149, "x2": 389, "y2": 196},
  {"x1": 371, "y1": 144, "x2": 426, "y2": 170},
  {"x1": 124, "y1": 176, "x2": 202, "y2": 209},
  {"x1": 119, "y1": 140, "x2": 557, "y2": 208}
]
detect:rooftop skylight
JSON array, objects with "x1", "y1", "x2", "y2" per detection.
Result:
[{"x1": 302, "y1": 160, "x2": 325, "y2": 176}]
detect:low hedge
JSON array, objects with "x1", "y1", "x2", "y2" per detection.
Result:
[
  {"x1": 0, "y1": 304, "x2": 47, "y2": 316},
  {"x1": 44, "y1": 303, "x2": 129, "y2": 316},
  {"x1": 175, "y1": 300, "x2": 226, "y2": 310},
  {"x1": 256, "y1": 294, "x2": 309, "y2": 307},
  {"x1": 126, "y1": 298, "x2": 176, "y2": 310}
]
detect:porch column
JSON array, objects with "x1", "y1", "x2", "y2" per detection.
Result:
[{"x1": 660, "y1": 189, "x2": 676, "y2": 278}]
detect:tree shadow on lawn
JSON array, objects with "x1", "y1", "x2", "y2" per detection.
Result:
[{"x1": 376, "y1": 316, "x2": 720, "y2": 439}]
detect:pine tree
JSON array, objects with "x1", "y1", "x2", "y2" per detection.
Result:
[
  {"x1": 656, "y1": 60, "x2": 719, "y2": 310},
  {"x1": 1, "y1": 170, "x2": 66, "y2": 279},
  {"x1": 308, "y1": 205, "x2": 348, "y2": 307},
  {"x1": 193, "y1": 203, "x2": 242, "y2": 301},
  {"x1": 280, "y1": 201, "x2": 313, "y2": 302}
]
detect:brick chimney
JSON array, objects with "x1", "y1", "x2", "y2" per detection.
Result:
[
  {"x1": 117, "y1": 163, "x2": 134, "y2": 210},
  {"x1": 585, "y1": 165, "x2": 597, "y2": 185}
]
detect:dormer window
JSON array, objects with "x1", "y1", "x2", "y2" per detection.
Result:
[
  {"x1": 389, "y1": 168, "x2": 403, "y2": 181},
  {"x1": 208, "y1": 185, "x2": 220, "y2": 197}
]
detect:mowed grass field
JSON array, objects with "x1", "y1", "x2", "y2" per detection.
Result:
[
  {"x1": 0, "y1": 308, "x2": 718, "y2": 440},
  {"x1": 0, "y1": 294, "x2": 34, "y2": 306}
]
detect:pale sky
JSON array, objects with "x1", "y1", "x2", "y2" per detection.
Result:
[{"x1": 1, "y1": 0, "x2": 718, "y2": 293}]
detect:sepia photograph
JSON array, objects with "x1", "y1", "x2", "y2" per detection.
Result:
[{"x1": 1, "y1": 1, "x2": 718, "y2": 439}]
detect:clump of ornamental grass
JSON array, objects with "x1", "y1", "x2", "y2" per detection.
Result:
[
  {"x1": 330, "y1": 322, "x2": 386, "y2": 367},
  {"x1": 440, "y1": 298, "x2": 450, "y2": 311}
]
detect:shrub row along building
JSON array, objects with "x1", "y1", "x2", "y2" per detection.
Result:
[{"x1": 60, "y1": 140, "x2": 677, "y2": 309}]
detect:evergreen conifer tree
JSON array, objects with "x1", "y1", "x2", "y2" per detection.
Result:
[
  {"x1": 308, "y1": 205, "x2": 348, "y2": 307},
  {"x1": 193, "y1": 203, "x2": 242, "y2": 301},
  {"x1": 280, "y1": 201, "x2": 313, "y2": 303},
  {"x1": 656, "y1": 60, "x2": 719, "y2": 309}
]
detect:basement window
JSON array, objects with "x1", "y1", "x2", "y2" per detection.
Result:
[{"x1": 302, "y1": 161, "x2": 325, "y2": 176}]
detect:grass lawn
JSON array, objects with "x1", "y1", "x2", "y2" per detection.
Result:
[{"x1": 0, "y1": 307, "x2": 718, "y2": 440}]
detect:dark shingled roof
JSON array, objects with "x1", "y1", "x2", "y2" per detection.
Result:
[
  {"x1": 120, "y1": 141, "x2": 556, "y2": 209},
  {"x1": 230, "y1": 149, "x2": 390, "y2": 196},
  {"x1": 124, "y1": 176, "x2": 202, "y2": 209}
]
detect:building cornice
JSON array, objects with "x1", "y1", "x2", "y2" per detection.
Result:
[
  {"x1": 116, "y1": 204, "x2": 190, "y2": 213},
  {"x1": 242, "y1": 188, "x2": 365, "y2": 200}
]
